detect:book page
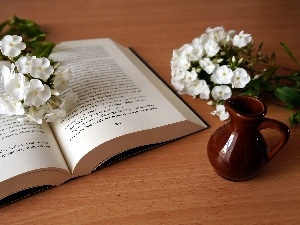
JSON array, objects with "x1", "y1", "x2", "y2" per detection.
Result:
[
  {"x1": 0, "y1": 116, "x2": 70, "y2": 180},
  {"x1": 0, "y1": 114, "x2": 71, "y2": 199},
  {"x1": 49, "y1": 38, "x2": 207, "y2": 175}
]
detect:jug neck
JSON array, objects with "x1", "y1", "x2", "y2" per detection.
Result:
[{"x1": 224, "y1": 96, "x2": 267, "y2": 128}]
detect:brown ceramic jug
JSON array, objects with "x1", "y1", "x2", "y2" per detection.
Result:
[{"x1": 207, "y1": 95, "x2": 290, "y2": 181}]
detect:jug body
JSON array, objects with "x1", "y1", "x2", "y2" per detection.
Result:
[{"x1": 207, "y1": 96, "x2": 290, "y2": 181}]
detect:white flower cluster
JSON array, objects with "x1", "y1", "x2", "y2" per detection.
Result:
[
  {"x1": 0, "y1": 35, "x2": 77, "y2": 124},
  {"x1": 170, "y1": 26, "x2": 252, "y2": 120}
]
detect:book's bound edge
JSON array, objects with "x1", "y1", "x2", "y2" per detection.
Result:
[
  {"x1": 94, "y1": 127, "x2": 202, "y2": 172},
  {"x1": 128, "y1": 48, "x2": 210, "y2": 129},
  {"x1": 0, "y1": 185, "x2": 51, "y2": 208}
]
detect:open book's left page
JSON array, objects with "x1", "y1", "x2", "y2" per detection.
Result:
[{"x1": 0, "y1": 73, "x2": 71, "y2": 200}]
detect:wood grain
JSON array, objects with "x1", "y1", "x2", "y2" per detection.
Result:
[{"x1": 1, "y1": 0, "x2": 300, "y2": 224}]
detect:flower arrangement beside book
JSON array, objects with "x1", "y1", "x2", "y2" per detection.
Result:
[
  {"x1": 0, "y1": 17, "x2": 77, "y2": 124},
  {"x1": 170, "y1": 26, "x2": 300, "y2": 125}
]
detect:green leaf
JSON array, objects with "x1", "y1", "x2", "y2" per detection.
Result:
[
  {"x1": 280, "y1": 42, "x2": 300, "y2": 68},
  {"x1": 270, "y1": 52, "x2": 276, "y2": 64},
  {"x1": 290, "y1": 111, "x2": 300, "y2": 126},
  {"x1": 274, "y1": 86, "x2": 300, "y2": 109},
  {"x1": 11, "y1": 15, "x2": 46, "y2": 38},
  {"x1": 30, "y1": 42, "x2": 56, "y2": 58},
  {"x1": 257, "y1": 42, "x2": 263, "y2": 55}
]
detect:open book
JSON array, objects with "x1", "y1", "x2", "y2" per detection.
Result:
[{"x1": 0, "y1": 38, "x2": 208, "y2": 206}]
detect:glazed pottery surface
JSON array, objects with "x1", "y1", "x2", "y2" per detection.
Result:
[{"x1": 207, "y1": 96, "x2": 290, "y2": 181}]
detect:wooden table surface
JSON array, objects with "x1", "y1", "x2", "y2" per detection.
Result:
[{"x1": 1, "y1": 0, "x2": 300, "y2": 224}]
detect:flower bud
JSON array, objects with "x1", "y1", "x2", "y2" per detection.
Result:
[
  {"x1": 238, "y1": 58, "x2": 243, "y2": 64},
  {"x1": 232, "y1": 56, "x2": 236, "y2": 63}
]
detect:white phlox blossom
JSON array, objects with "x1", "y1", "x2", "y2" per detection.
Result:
[
  {"x1": 204, "y1": 38, "x2": 220, "y2": 57},
  {"x1": 206, "y1": 26, "x2": 227, "y2": 44},
  {"x1": 211, "y1": 85, "x2": 232, "y2": 100},
  {"x1": 45, "y1": 109, "x2": 66, "y2": 122},
  {"x1": 191, "y1": 33, "x2": 208, "y2": 58},
  {"x1": 60, "y1": 91, "x2": 78, "y2": 112},
  {"x1": 186, "y1": 79, "x2": 210, "y2": 99},
  {"x1": 53, "y1": 68, "x2": 72, "y2": 92},
  {"x1": 231, "y1": 68, "x2": 251, "y2": 88},
  {"x1": 171, "y1": 50, "x2": 190, "y2": 78},
  {"x1": 31, "y1": 57, "x2": 54, "y2": 81},
  {"x1": 15, "y1": 55, "x2": 36, "y2": 74},
  {"x1": 211, "y1": 65, "x2": 233, "y2": 84},
  {"x1": 172, "y1": 70, "x2": 197, "y2": 94},
  {"x1": 225, "y1": 30, "x2": 236, "y2": 43},
  {"x1": 5, "y1": 73, "x2": 27, "y2": 101},
  {"x1": 171, "y1": 76, "x2": 185, "y2": 92},
  {"x1": 184, "y1": 70, "x2": 198, "y2": 83},
  {"x1": 211, "y1": 104, "x2": 229, "y2": 121},
  {"x1": 233, "y1": 31, "x2": 252, "y2": 48},
  {"x1": 24, "y1": 79, "x2": 51, "y2": 106},
  {"x1": 0, "y1": 35, "x2": 26, "y2": 58},
  {"x1": 198, "y1": 80, "x2": 210, "y2": 99},
  {"x1": 0, "y1": 93, "x2": 24, "y2": 116},
  {"x1": 199, "y1": 57, "x2": 215, "y2": 74},
  {"x1": 1, "y1": 64, "x2": 16, "y2": 86}
]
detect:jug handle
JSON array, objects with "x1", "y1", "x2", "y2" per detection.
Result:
[{"x1": 258, "y1": 118, "x2": 290, "y2": 162}]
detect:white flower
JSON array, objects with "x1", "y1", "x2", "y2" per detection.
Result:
[
  {"x1": 233, "y1": 31, "x2": 252, "y2": 48},
  {"x1": 24, "y1": 79, "x2": 51, "y2": 106},
  {"x1": 184, "y1": 70, "x2": 198, "y2": 83},
  {"x1": 4, "y1": 73, "x2": 27, "y2": 101},
  {"x1": 231, "y1": 68, "x2": 251, "y2": 88},
  {"x1": 0, "y1": 93, "x2": 24, "y2": 116},
  {"x1": 211, "y1": 65, "x2": 233, "y2": 84},
  {"x1": 211, "y1": 104, "x2": 229, "y2": 121},
  {"x1": 198, "y1": 81, "x2": 211, "y2": 99},
  {"x1": 225, "y1": 30, "x2": 236, "y2": 43},
  {"x1": 45, "y1": 109, "x2": 66, "y2": 122},
  {"x1": 206, "y1": 26, "x2": 225, "y2": 33},
  {"x1": 30, "y1": 57, "x2": 54, "y2": 81},
  {"x1": 1, "y1": 64, "x2": 16, "y2": 87},
  {"x1": 191, "y1": 33, "x2": 209, "y2": 58},
  {"x1": 175, "y1": 44, "x2": 198, "y2": 63},
  {"x1": 60, "y1": 91, "x2": 78, "y2": 113},
  {"x1": 186, "y1": 79, "x2": 210, "y2": 99},
  {"x1": 206, "y1": 26, "x2": 228, "y2": 44},
  {"x1": 15, "y1": 55, "x2": 36, "y2": 74},
  {"x1": 204, "y1": 38, "x2": 220, "y2": 57},
  {"x1": 53, "y1": 68, "x2": 72, "y2": 92},
  {"x1": 171, "y1": 55, "x2": 190, "y2": 76},
  {"x1": 183, "y1": 45, "x2": 199, "y2": 62},
  {"x1": 171, "y1": 77, "x2": 185, "y2": 92},
  {"x1": 199, "y1": 57, "x2": 215, "y2": 74},
  {"x1": 0, "y1": 35, "x2": 26, "y2": 57},
  {"x1": 211, "y1": 85, "x2": 232, "y2": 100}
]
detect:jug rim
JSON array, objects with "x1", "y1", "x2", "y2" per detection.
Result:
[{"x1": 224, "y1": 95, "x2": 267, "y2": 116}]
